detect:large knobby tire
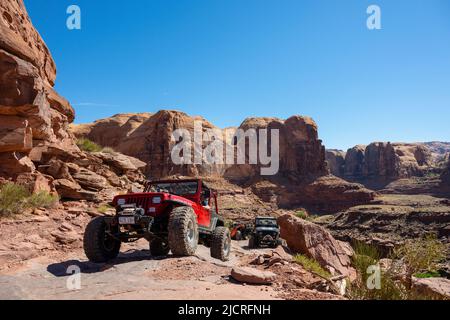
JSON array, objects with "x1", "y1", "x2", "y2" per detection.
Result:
[
  {"x1": 211, "y1": 227, "x2": 231, "y2": 261},
  {"x1": 248, "y1": 236, "x2": 256, "y2": 249},
  {"x1": 83, "y1": 216, "x2": 121, "y2": 263},
  {"x1": 150, "y1": 238, "x2": 170, "y2": 257},
  {"x1": 168, "y1": 206, "x2": 199, "y2": 256}
]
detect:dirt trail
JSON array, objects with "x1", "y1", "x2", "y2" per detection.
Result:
[{"x1": 0, "y1": 241, "x2": 280, "y2": 300}]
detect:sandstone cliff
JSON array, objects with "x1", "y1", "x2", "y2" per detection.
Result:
[
  {"x1": 0, "y1": 0, "x2": 146, "y2": 202},
  {"x1": 72, "y1": 113, "x2": 375, "y2": 212},
  {"x1": 327, "y1": 142, "x2": 437, "y2": 189}
]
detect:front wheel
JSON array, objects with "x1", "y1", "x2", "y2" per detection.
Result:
[
  {"x1": 210, "y1": 227, "x2": 231, "y2": 261},
  {"x1": 168, "y1": 206, "x2": 199, "y2": 256},
  {"x1": 83, "y1": 216, "x2": 121, "y2": 263}
]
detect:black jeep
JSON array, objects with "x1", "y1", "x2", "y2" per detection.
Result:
[{"x1": 248, "y1": 216, "x2": 282, "y2": 249}]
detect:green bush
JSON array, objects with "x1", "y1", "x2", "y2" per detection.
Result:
[
  {"x1": 97, "y1": 204, "x2": 113, "y2": 214},
  {"x1": 392, "y1": 236, "x2": 447, "y2": 277},
  {"x1": 293, "y1": 254, "x2": 331, "y2": 279},
  {"x1": 352, "y1": 241, "x2": 381, "y2": 274},
  {"x1": 0, "y1": 183, "x2": 30, "y2": 216},
  {"x1": 77, "y1": 138, "x2": 103, "y2": 152},
  {"x1": 347, "y1": 239, "x2": 448, "y2": 300},
  {"x1": 295, "y1": 210, "x2": 308, "y2": 220},
  {"x1": 0, "y1": 183, "x2": 58, "y2": 217},
  {"x1": 27, "y1": 191, "x2": 59, "y2": 209}
]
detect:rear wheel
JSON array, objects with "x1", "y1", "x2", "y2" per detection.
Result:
[
  {"x1": 83, "y1": 217, "x2": 121, "y2": 263},
  {"x1": 211, "y1": 227, "x2": 231, "y2": 261},
  {"x1": 150, "y1": 238, "x2": 170, "y2": 256},
  {"x1": 248, "y1": 236, "x2": 257, "y2": 249},
  {"x1": 168, "y1": 206, "x2": 199, "y2": 256}
]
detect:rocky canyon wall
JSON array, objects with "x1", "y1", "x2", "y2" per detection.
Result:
[{"x1": 0, "y1": 0, "x2": 146, "y2": 202}]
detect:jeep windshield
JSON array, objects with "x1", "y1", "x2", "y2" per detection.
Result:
[
  {"x1": 255, "y1": 218, "x2": 278, "y2": 227},
  {"x1": 148, "y1": 181, "x2": 199, "y2": 196}
]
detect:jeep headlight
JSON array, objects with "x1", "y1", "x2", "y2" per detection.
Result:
[{"x1": 152, "y1": 197, "x2": 162, "y2": 204}]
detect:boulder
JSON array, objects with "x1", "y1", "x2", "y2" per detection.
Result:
[
  {"x1": 0, "y1": 152, "x2": 35, "y2": 178},
  {"x1": 277, "y1": 214, "x2": 356, "y2": 279},
  {"x1": 230, "y1": 267, "x2": 277, "y2": 285},
  {"x1": 93, "y1": 152, "x2": 146, "y2": 174},
  {"x1": 72, "y1": 168, "x2": 108, "y2": 191},
  {"x1": 15, "y1": 172, "x2": 55, "y2": 194},
  {"x1": 412, "y1": 277, "x2": 450, "y2": 299}
]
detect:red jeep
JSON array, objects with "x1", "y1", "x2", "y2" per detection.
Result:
[{"x1": 83, "y1": 179, "x2": 231, "y2": 262}]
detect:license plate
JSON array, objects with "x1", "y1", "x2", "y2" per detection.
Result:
[{"x1": 119, "y1": 216, "x2": 135, "y2": 225}]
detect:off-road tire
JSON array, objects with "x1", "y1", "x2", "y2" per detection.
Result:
[
  {"x1": 150, "y1": 238, "x2": 170, "y2": 256},
  {"x1": 248, "y1": 236, "x2": 257, "y2": 249},
  {"x1": 211, "y1": 227, "x2": 231, "y2": 261},
  {"x1": 83, "y1": 216, "x2": 121, "y2": 263},
  {"x1": 168, "y1": 206, "x2": 199, "y2": 256}
]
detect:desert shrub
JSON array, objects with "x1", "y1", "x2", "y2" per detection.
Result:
[
  {"x1": 414, "y1": 271, "x2": 441, "y2": 279},
  {"x1": 293, "y1": 254, "x2": 331, "y2": 279},
  {"x1": 392, "y1": 236, "x2": 447, "y2": 276},
  {"x1": 352, "y1": 241, "x2": 381, "y2": 274},
  {"x1": 295, "y1": 210, "x2": 308, "y2": 220},
  {"x1": 348, "y1": 239, "x2": 448, "y2": 300},
  {"x1": 27, "y1": 191, "x2": 59, "y2": 209},
  {"x1": 97, "y1": 204, "x2": 113, "y2": 214},
  {"x1": 77, "y1": 138, "x2": 102, "y2": 152},
  {"x1": 0, "y1": 183, "x2": 30, "y2": 216},
  {"x1": 0, "y1": 183, "x2": 58, "y2": 217},
  {"x1": 348, "y1": 242, "x2": 409, "y2": 300}
]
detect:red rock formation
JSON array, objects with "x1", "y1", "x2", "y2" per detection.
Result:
[
  {"x1": 73, "y1": 110, "x2": 233, "y2": 179},
  {"x1": 0, "y1": 0, "x2": 77, "y2": 179},
  {"x1": 224, "y1": 116, "x2": 328, "y2": 182},
  {"x1": 442, "y1": 160, "x2": 450, "y2": 187},
  {"x1": 0, "y1": 1, "x2": 146, "y2": 202},
  {"x1": 325, "y1": 149, "x2": 346, "y2": 177},
  {"x1": 72, "y1": 112, "x2": 375, "y2": 211},
  {"x1": 70, "y1": 113, "x2": 153, "y2": 148},
  {"x1": 278, "y1": 214, "x2": 356, "y2": 279},
  {"x1": 329, "y1": 142, "x2": 435, "y2": 189}
]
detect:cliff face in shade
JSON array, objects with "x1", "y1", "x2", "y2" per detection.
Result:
[
  {"x1": 224, "y1": 115, "x2": 328, "y2": 182},
  {"x1": 327, "y1": 142, "x2": 435, "y2": 190},
  {"x1": 442, "y1": 160, "x2": 450, "y2": 187}
]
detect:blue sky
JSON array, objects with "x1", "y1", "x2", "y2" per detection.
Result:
[{"x1": 24, "y1": 0, "x2": 450, "y2": 150}]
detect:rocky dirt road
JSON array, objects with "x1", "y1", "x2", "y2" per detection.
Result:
[{"x1": 0, "y1": 241, "x2": 280, "y2": 300}]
